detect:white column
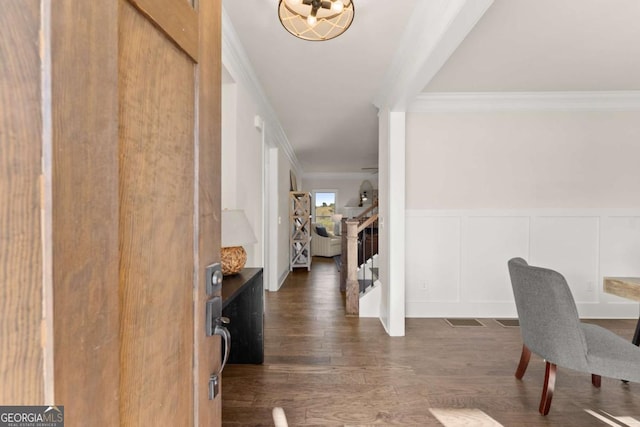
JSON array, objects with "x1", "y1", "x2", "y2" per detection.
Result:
[{"x1": 378, "y1": 109, "x2": 406, "y2": 336}]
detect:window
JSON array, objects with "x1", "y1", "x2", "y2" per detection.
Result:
[{"x1": 313, "y1": 191, "x2": 336, "y2": 231}]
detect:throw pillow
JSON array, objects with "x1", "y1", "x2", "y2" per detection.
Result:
[{"x1": 315, "y1": 225, "x2": 329, "y2": 237}]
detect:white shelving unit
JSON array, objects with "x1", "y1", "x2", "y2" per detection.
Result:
[{"x1": 289, "y1": 191, "x2": 312, "y2": 271}]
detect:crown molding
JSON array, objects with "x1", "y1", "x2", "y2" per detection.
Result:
[
  {"x1": 408, "y1": 91, "x2": 640, "y2": 112},
  {"x1": 302, "y1": 172, "x2": 378, "y2": 181},
  {"x1": 374, "y1": 0, "x2": 494, "y2": 111},
  {"x1": 221, "y1": 8, "x2": 302, "y2": 173}
]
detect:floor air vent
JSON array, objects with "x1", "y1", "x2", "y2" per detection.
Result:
[
  {"x1": 495, "y1": 319, "x2": 520, "y2": 327},
  {"x1": 445, "y1": 318, "x2": 484, "y2": 327}
]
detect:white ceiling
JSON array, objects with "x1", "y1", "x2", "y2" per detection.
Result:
[
  {"x1": 223, "y1": 0, "x2": 640, "y2": 174},
  {"x1": 426, "y1": 0, "x2": 640, "y2": 92}
]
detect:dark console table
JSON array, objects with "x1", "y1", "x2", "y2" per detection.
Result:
[{"x1": 222, "y1": 268, "x2": 263, "y2": 364}]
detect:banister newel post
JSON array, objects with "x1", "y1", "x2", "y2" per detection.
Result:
[{"x1": 345, "y1": 219, "x2": 359, "y2": 316}]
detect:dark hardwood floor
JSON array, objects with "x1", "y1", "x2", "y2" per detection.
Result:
[{"x1": 222, "y1": 257, "x2": 640, "y2": 426}]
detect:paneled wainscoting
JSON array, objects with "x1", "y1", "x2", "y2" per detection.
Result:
[
  {"x1": 222, "y1": 257, "x2": 640, "y2": 426},
  {"x1": 406, "y1": 210, "x2": 640, "y2": 318}
]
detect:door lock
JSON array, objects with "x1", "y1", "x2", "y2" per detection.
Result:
[{"x1": 205, "y1": 263, "x2": 223, "y2": 296}]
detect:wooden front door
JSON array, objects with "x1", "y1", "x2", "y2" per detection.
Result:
[
  {"x1": 118, "y1": 0, "x2": 221, "y2": 425},
  {"x1": 0, "y1": 0, "x2": 221, "y2": 425}
]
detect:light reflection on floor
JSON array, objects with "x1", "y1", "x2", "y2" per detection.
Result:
[
  {"x1": 585, "y1": 409, "x2": 640, "y2": 426},
  {"x1": 429, "y1": 408, "x2": 640, "y2": 426},
  {"x1": 429, "y1": 408, "x2": 504, "y2": 426}
]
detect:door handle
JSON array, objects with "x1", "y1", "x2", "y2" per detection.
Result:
[
  {"x1": 209, "y1": 316, "x2": 230, "y2": 400},
  {"x1": 213, "y1": 315, "x2": 231, "y2": 373},
  {"x1": 206, "y1": 296, "x2": 231, "y2": 400}
]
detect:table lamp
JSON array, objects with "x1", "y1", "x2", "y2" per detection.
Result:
[
  {"x1": 221, "y1": 209, "x2": 257, "y2": 276},
  {"x1": 331, "y1": 213, "x2": 343, "y2": 235}
]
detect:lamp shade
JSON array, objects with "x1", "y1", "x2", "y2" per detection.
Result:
[{"x1": 221, "y1": 209, "x2": 257, "y2": 248}]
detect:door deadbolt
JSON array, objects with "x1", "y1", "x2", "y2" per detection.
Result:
[{"x1": 205, "y1": 263, "x2": 223, "y2": 296}]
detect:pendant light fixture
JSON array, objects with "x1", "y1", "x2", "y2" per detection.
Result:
[{"x1": 278, "y1": 0, "x2": 354, "y2": 41}]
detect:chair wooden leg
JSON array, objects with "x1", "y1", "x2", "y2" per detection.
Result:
[
  {"x1": 592, "y1": 374, "x2": 601, "y2": 388},
  {"x1": 515, "y1": 344, "x2": 531, "y2": 379},
  {"x1": 539, "y1": 362, "x2": 557, "y2": 416}
]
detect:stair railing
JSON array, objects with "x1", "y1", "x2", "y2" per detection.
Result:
[{"x1": 341, "y1": 200, "x2": 378, "y2": 316}]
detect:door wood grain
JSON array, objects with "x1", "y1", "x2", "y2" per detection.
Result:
[
  {"x1": 51, "y1": 1, "x2": 120, "y2": 422},
  {"x1": 119, "y1": 0, "x2": 195, "y2": 423},
  {"x1": 0, "y1": 0, "x2": 45, "y2": 405},
  {"x1": 0, "y1": 0, "x2": 221, "y2": 425}
]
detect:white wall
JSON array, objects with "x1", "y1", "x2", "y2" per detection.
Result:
[
  {"x1": 222, "y1": 79, "x2": 295, "y2": 288},
  {"x1": 407, "y1": 111, "x2": 640, "y2": 209},
  {"x1": 405, "y1": 110, "x2": 640, "y2": 318},
  {"x1": 221, "y1": 80, "x2": 263, "y2": 268},
  {"x1": 223, "y1": 9, "x2": 305, "y2": 292},
  {"x1": 222, "y1": 82, "x2": 238, "y2": 208}
]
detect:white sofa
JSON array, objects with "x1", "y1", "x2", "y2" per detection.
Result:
[{"x1": 311, "y1": 223, "x2": 341, "y2": 257}]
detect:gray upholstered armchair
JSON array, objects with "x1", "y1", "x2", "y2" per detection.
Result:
[{"x1": 508, "y1": 257, "x2": 640, "y2": 415}]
